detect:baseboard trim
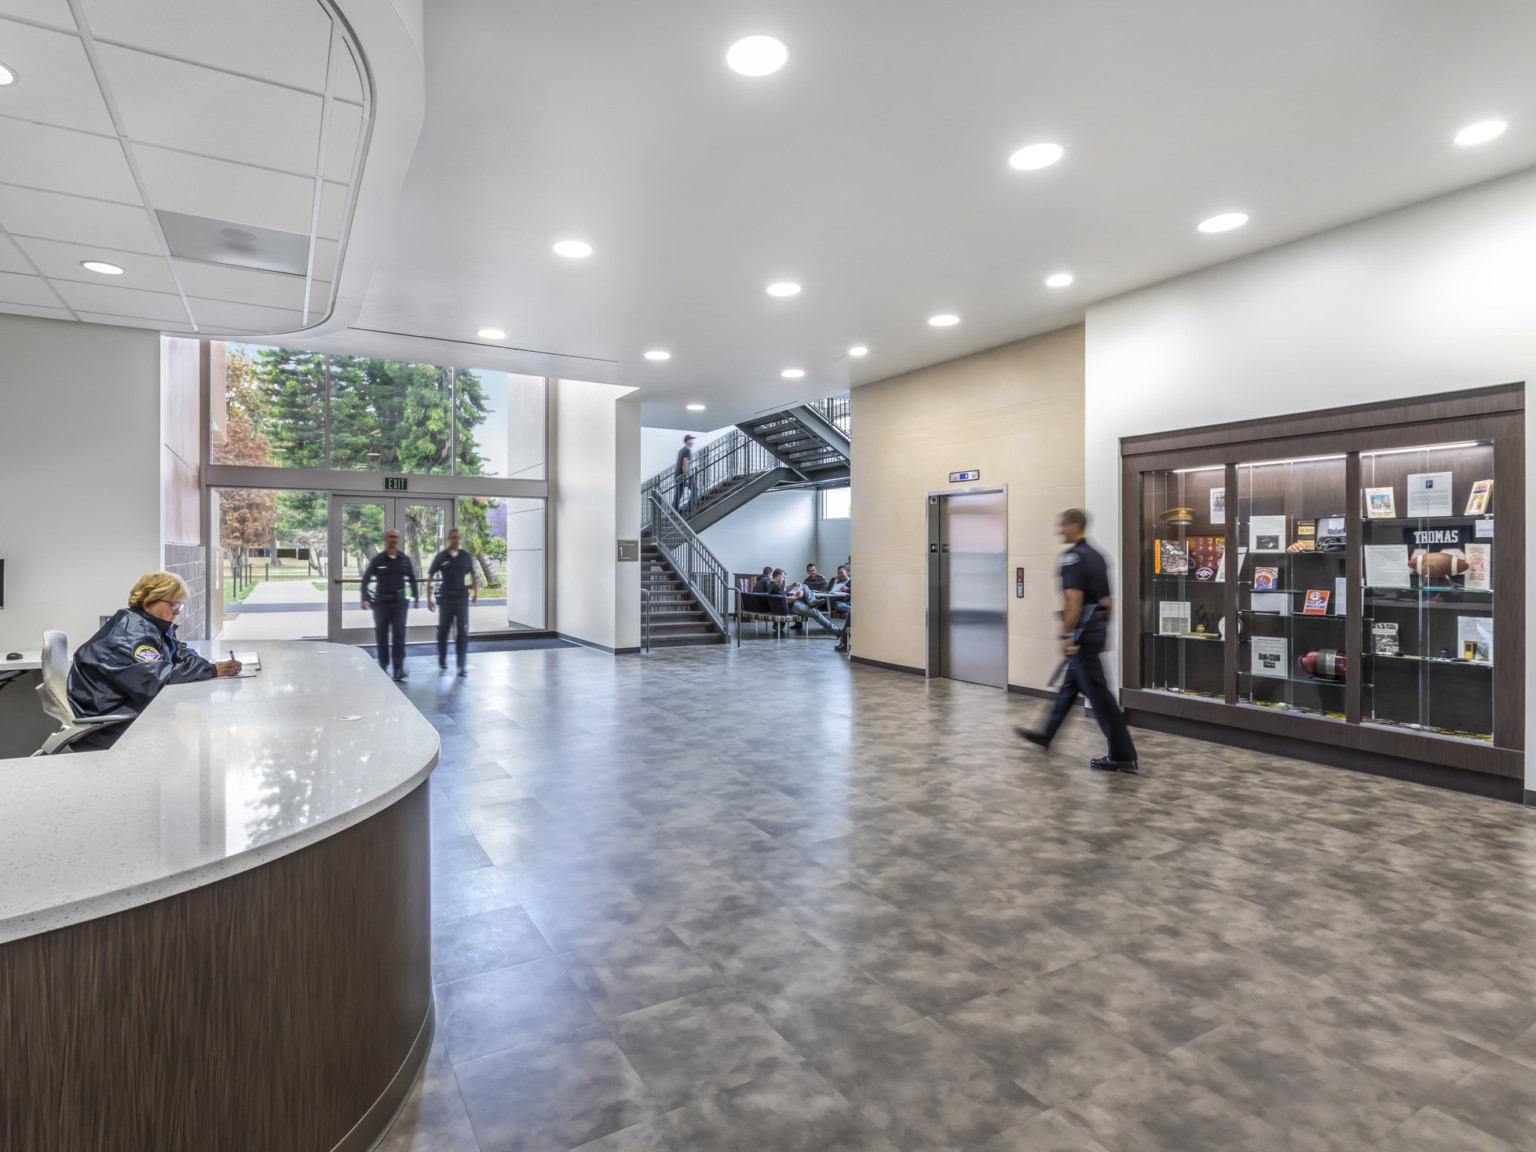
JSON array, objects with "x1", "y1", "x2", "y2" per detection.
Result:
[
  {"x1": 615, "y1": 646, "x2": 641, "y2": 655},
  {"x1": 850, "y1": 655, "x2": 925, "y2": 677},
  {"x1": 1525, "y1": 790, "x2": 1536, "y2": 808},
  {"x1": 556, "y1": 632, "x2": 624, "y2": 655},
  {"x1": 1007, "y1": 684, "x2": 1055, "y2": 700}
]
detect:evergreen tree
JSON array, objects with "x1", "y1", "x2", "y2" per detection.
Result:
[{"x1": 257, "y1": 348, "x2": 327, "y2": 468}]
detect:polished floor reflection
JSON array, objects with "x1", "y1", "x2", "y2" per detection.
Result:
[{"x1": 380, "y1": 641, "x2": 1536, "y2": 1152}]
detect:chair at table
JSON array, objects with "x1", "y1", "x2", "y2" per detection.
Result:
[
  {"x1": 737, "y1": 592, "x2": 795, "y2": 645},
  {"x1": 32, "y1": 631, "x2": 135, "y2": 755}
]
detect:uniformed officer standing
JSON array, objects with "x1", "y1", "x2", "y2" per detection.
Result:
[
  {"x1": 360, "y1": 529, "x2": 419, "y2": 681},
  {"x1": 1018, "y1": 508, "x2": 1139, "y2": 773},
  {"x1": 427, "y1": 527, "x2": 479, "y2": 676}
]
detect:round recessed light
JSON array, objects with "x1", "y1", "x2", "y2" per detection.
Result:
[
  {"x1": 80, "y1": 260, "x2": 124, "y2": 275},
  {"x1": 0, "y1": 61, "x2": 16, "y2": 86},
  {"x1": 766, "y1": 281, "x2": 801, "y2": 297},
  {"x1": 1455, "y1": 119, "x2": 1507, "y2": 146},
  {"x1": 1197, "y1": 212, "x2": 1249, "y2": 234},
  {"x1": 928, "y1": 313, "x2": 960, "y2": 327},
  {"x1": 1045, "y1": 272, "x2": 1074, "y2": 288},
  {"x1": 1008, "y1": 142, "x2": 1064, "y2": 171},
  {"x1": 552, "y1": 239, "x2": 593, "y2": 258},
  {"x1": 687, "y1": 403, "x2": 706, "y2": 411},
  {"x1": 848, "y1": 345, "x2": 869, "y2": 357},
  {"x1": 781, "y1": 368, "x2": 805, "y2": 379},
  {"x1": 726, "y1": 35, "x2": 787, "y2": 77},
  {"x1": 477, "y1": 328, "x2": 506, "y2": 340},
  {"x1": 644, "y1": 349, "x2": 671, "y2": 361}
]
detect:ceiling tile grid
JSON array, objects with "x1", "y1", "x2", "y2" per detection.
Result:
[{"x1": 0, "y1": 0, "x2": 369, "y2": 338}]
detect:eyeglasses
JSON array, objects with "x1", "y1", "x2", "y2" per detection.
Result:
[{"x1": 166, "y1": 601, "x2": 185, "y2": 613}]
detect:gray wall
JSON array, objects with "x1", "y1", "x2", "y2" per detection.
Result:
[{"x1": 0, "y1": 315, "x2": 162, "y2": 654}]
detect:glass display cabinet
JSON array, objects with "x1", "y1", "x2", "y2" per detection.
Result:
[{"x1": 1119, "y1": 385, "x2": 1523, "y2": 800}]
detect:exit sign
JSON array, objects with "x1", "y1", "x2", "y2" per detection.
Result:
[{"x1": 384, "y1": 476, "x2": 408, "y2": 491}]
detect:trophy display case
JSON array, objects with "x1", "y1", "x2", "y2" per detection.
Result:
[{"x1": 1120, "y1": 385, "x2": 1524, "y2": 800}]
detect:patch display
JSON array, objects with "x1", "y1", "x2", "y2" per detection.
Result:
[{"x1": 133, "y1": 643, "x2": 163, "y2": 663}]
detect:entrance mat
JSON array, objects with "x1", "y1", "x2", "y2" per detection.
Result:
[{"x1": 361, "y1": 636, "x2": 576, "y2": 658}]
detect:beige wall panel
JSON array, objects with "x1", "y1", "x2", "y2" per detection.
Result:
[{"x1": 851, "y1": 324, "x2": 1085, "y2": 691}]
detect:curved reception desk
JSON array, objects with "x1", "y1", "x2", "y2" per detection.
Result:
[{"x1": 0, "y1": 642, "x2": 439, "y2": 1152}]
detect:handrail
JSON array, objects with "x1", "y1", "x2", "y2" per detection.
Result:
[
  {"x1": 640, "y1": 395, "x2": 851, "y2": 534},
  {"x1": 646, "y1": 491, "x2": 729, "y2": 635},
  {"x1": 640, "y1": 588, "x2": 651, "y2": 653}
]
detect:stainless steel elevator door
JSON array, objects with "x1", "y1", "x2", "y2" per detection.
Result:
[{"x1": 937, "y1": 491, "x2": 1008, "y2": 688}]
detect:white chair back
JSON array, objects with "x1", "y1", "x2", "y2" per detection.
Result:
[{"x1": 36, "y1": 629, "x2": 75, "y2": 726}]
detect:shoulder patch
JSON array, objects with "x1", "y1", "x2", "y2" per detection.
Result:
[
  {"x1": 1059, "y1": 553, "x2": 1080, "y2": 565},
  {"x1": 133, "y1": 643, "x2": 163, "y2": 663}
]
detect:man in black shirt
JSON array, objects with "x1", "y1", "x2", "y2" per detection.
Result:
[
  {"x1": 752, "y1": 566, "x2": 773, "y2": 593},
  {"x1": 673, "y1": 434, "x2": 696, "y2": 511},
  {"x1": 360, "y1": 529, "x2": 420, "y2": 681},
  {"x1": 428, "y1": 527, "x2": 479, "y2": 676},
  {"x1": 1018, "y1": 508, "x2": 1138, "y2": 772}
]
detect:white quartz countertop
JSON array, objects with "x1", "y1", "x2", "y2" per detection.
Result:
[{"x1": 0, "y1": 641, "x2": 439, "y2": 943}]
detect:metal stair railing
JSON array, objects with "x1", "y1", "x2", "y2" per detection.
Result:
[
  {"x1": 639, "y1": 396, "x2": 852, "y2": 534},
  {"x1": 646, "y1": 491, "x2": 730, "y2": 636}
]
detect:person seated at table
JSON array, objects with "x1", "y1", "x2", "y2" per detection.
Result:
[
  {"x1": 829, "y1": 565, "x2": 850, "y2": 594},
  {"x1": 752, "y1": 566, "x2": 774, "y2": 593},
  {"x1": 804, "y1": 563, "x2": 830, "y2": 593},
  {"x1": 772, "y1": 569, "x2": 837, "y2": 634},
  {"x1": 831, "y1": 567, "x2": 852, "y2": 652},
  {"x1": 67, "y1": 572, "x2": 242, "y2": 749}
]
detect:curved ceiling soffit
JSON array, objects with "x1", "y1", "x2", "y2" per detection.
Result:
[{"x1": 251, "y1": 0, "x2": 425, "y2": 342}]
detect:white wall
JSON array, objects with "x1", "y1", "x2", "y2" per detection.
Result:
[
  {"x1": 818, "y1": 499, "x2": 852, "y2": 571},
  {"x1": 697, "y1": 489, "x2": 820, "y2": 579},
  {"x1": 1085, "y1": 168, "x2": 1536, "y2": 781},
  {"x1": 554, "y1": 378, "x2": 640, "y2": 652},
  {"x1": 0, "y1": 315, "x2": 163, "y2": 652},
  {"x1": 641, "y1": 424, "x2": 733, "y2": 483}
]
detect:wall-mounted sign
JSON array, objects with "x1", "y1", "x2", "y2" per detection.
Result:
[
  {"x1": 616, "y1": 539, "x2": 639, "y2": 562},
  {"x1": 1016, "y1": 567, "x2": 1025, "y2": 598},
  {"x1": 949, "y1": 470, "x2": 980, "y2": 483},
  {"x1": 384, "y1": 476, "x2": 408, "y2": 491}
]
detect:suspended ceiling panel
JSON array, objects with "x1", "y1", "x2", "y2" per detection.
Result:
[{"x1": 0, "y1": 0, "x2": 369, "y2": 335}]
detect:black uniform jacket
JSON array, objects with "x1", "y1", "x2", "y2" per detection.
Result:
[
  {"x1": 361, "y1": 551, "x2": 419, "y2": 604},
  {"x1": 67, "y1": 607, "x2": 217, "y2": 720}
]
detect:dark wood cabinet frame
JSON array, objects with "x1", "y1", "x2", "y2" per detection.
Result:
[{"x1": 1120, "y1": 383, "x2": 1524, "y2": 801}]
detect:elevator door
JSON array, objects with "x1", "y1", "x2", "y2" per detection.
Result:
[{"x1": 933, "y1": 490, "x2": 1008, "y2": 688}]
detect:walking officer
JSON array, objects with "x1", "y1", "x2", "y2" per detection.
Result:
[
  {"x1": 1017, "y1": 508, "x2": 1139, "y2": 773},
  {"x1": 360, "y1": 529, "x2": 419, "y2": 681},
  {"x1": 428, "y1": 527, "x2": 479, "y2": 676}
]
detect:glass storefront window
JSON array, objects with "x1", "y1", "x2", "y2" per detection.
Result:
[
  {"x1": 330, "y1": 357, "x2": 454, "y2": 474},
  {"x1": 211, "y1": 487, "x2": 330, "y2": 642},
  {"x1": 459, "y1": 495, "x2": 546, "y2": 631}
]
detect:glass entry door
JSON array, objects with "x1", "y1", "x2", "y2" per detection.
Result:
[{"x1": 328, "y1": 496, "x2": 453, "y2": 644}]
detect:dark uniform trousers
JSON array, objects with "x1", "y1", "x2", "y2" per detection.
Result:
[
  {"x1": 437, "y1": 596, "x2": 471, "y2": 670},
  {"x1": 1041, "y1": 622, "x2": 1138, "y2": 762},
  {"x1": 372, "y1": 599, "x2": 409, "y2": 675}
]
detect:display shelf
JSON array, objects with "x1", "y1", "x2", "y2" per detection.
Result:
[{"x1": 1123, "y1": 384, "x2": 1522, "y2": 796}]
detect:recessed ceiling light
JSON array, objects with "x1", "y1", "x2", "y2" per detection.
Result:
[
  {"x1": 687, "y1": 404, "x2": 706, "y2": 411},
  {"x1": 782, "y1": 368, "x2": 805, "y2": 379},
  {"x1": 477, "y1": 327, "x2": 506, "y2": 340},
  {"x1": 644, "y1": 349, "x2": 671, "y2": 361},
  {"x1": 1045, "y1": 272, "x2": 1074, "y2": 288},
  {"x1": 1008, "y1": 142, "x2": 1064, "y2": 171},
  {"x1": 552, "y1": 239, "x2": 593, "y2": 258},
  {"x1": 928, "y1": 313, "x2": 959, "y2": 327},
  {"x1": 1197, "y1": 212, "x2": 1249, "y2": 234},
  {"x1": 848, "y1": 345, "x2": 869, "y2": 357},
  {"x1": 80, "y1": 260, "x2": 124, "y2": 275},
  {"x1": 726, "y1": 35, "x2": 787, "y2": 77},
  {"x1": 766, "y1": 281, "x2": 801, "y2": 297},
  {"x1": 0, "y1": 61, "x2": 16, "y2": 86},
  {"x1": 1455, "y1": 119, "x2": 1507, "y2": 146}
]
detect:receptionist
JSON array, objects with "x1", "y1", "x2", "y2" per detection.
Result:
[{"x1": 67, "y1": 572, "x2": 242, "y2": 748}]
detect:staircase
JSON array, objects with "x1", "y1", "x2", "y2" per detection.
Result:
[
  {"x1": 636, "y1": 396, "x2": 850, "y2": 650},
  {"x1": 640, "y1": 396, "x2": 851, "y2": 535},
  {"x1": 640, "y1": 542, "x2": 726, "y2": 647}
]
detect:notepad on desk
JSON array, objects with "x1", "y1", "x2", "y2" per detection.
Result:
[{"x1": 227, "y1": 650, "x2": 261, "y2": 677}]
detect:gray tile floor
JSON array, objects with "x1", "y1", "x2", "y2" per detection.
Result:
[{"x1": 379, "y1": 639, "x2": 1536, "y2": 1152}]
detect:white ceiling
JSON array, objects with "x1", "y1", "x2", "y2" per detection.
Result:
[
  {"x1": 333, "y1": 0, "x2": 1536, "y2": 427},
  {"x1": 0, "y1": 0, "x2": 366, "y2": 335}
]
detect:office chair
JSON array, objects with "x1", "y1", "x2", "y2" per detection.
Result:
[{"x1": 31, "y1": 630, "x2": 135, "y2": 755}]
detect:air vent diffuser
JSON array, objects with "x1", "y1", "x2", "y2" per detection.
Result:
[{"x1": 157, "y1": 210, "x2": 309, "y2": 276}]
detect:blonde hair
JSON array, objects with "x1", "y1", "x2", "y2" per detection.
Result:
[{"x1": 128, "y1": 572, "x2": 189, "y2": 610}]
